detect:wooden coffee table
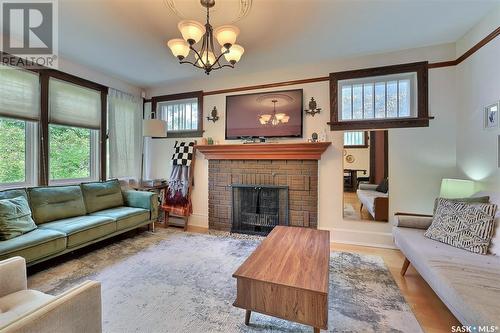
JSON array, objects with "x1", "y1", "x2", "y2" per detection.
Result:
[{"x1": 233, "y1": 226, "x2": 330, "y2": 332}]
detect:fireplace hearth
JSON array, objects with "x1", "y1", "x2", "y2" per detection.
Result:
[{"x1": 231, "y1": 185, "x2": 288, "y2": 236}]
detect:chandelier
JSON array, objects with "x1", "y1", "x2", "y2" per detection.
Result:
[
  {"x1": 259, "y1": 100, "x2": 290, "y2": 126},
  {"x1": 167, "y1": 0, "x2": 244, "y2": 75}
]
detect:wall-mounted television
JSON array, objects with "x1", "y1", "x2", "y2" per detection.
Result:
[{"x1": 225, "y1": 89, "x2": 303, "y2": 139}]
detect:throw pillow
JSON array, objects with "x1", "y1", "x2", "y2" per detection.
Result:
[
  {"x1": 171, "y1": 141, "x2": 195, "y2": 166},
  {"x1": 376, "y1": 178, "x2": 388, "y2": 193},
  {"x1": 432, "y1": 195, "x2": 490, "y2": 215},
  {"x1": 425, "y1": 198, "x2": 497, "y2": 254},
  {"x1": 0, "y1": 196, "x2": 37, "y2": 240}
]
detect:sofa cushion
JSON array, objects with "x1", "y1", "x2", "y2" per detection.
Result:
[
  {"x1": 393, "y1": 227, "x2": 500, "y2": 327},
  {"x1": 356, "y1": 189, "x2": 388, "y2": 217},
  {"x1": 425, "y1": 199, "x2": 497, "y2": 254},
  {"x1": 432, "y1": 195, "x2": 490, "y2": 214},
  {"x1": 91, "y1": 206, "x2": 150, "y2": 231},
  {"x1": 0, "y1": 189, "x2": 28, "y2": 201},
  {"x1": 28, "y1": 186, "x2": 86, "y2": 224},
  {"x1": 0, "y1": 290, "x2": 54, "y2": 327},
  {"x1": 0, "y1": 229, "x2": 67, "y2": 263},
  {"x1": 39, "y1": 216, "x2": 116, "y2": 248},
  {"x1": 375, "y1": 178, "x2": 389, "y2": 193},
  {"x1": 0, "y1": 197, "x2": 37, "y2": 240},
  {"x1": 81, "y1": 179, "x2": 124, "y2": 214}
]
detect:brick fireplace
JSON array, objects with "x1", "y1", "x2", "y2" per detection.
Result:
[{"x1": 197, "y1": 142, "x2": 331, "y2": 233}]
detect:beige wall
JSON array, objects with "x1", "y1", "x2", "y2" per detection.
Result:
[
  {"x1": 344, "y1": 146, "x2": 370, "y2": 178},
  {"x1": 144, "y1": 42, "x2": 460, "y2": 248},
  {"x1": 455, "y1": 8, "x2": 500, "y2": 190}
]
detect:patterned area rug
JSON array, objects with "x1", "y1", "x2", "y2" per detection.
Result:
[{"x1": 28, "y1": 229, "x2": 422, "y2": 333}]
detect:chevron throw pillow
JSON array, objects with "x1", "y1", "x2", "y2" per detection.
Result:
[{"x1": 425, "y1": 198, "x2": 497, "y2": 254}]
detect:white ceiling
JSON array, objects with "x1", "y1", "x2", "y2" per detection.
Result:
[{"x1": 58, "y1": 0, "x2": 499, "y2": 88}]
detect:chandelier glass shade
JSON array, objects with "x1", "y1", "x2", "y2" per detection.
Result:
[
  {"x1": 259, "y1": 100, "x2": 290, "y2": 126},
  {"x1": 167, "y1": 0, "x2": 244, "y2": 75}
]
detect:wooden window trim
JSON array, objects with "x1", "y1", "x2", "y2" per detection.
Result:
[
  {"x1": 151, "y1": 91, "x2": 204, "y2": 139},
  {"x1": 2, "y1": 52, "x2": 109, "y2": 184},
  {"x1": 328, "y1": 61, "x2": 430, "y2": 131},
  {"x1": 344, "y1": 132, "x2": 369, "y2": 149}
]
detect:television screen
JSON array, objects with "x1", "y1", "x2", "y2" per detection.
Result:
[{"x1": 225, "y1": 89, "x2": 303, "y2": 139}]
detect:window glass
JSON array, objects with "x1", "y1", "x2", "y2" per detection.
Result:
[
  {"x1": 159, "y1": 98, "x2": 199, "y2": 132},
  {"x1": 0, "y1": 118, "x2": 26, "y2": 184}
]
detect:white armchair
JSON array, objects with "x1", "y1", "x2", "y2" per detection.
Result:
[{"x1": 0, "y1": 256, "x2": 102, "y2": 333}]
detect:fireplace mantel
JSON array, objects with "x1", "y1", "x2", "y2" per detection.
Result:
[{"x1": 196, "y1": 142, "x2": 331, "y2": 160}]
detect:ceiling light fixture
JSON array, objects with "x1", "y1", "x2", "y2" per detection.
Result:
[
  {"x1": 259, "y1": 100, "x2": 290, "y2": 126},
  {"x1": 167, "y1": 0, "x2": 244, "y2": 75}
]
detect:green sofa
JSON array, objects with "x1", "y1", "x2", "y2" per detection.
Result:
[{"x1": 0, "y1": 179, "x2": 158, "y2": 266}]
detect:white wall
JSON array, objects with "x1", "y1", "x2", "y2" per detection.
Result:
[
  {"x1": 455, "y1": 7, "x2": 500, "y2": 190},
  {"x1": 344, "y1": 146, "x2": 370, "y2": 177},
  {"x1": 145, "y1": 43, "x2": 459, "y2": 248}
]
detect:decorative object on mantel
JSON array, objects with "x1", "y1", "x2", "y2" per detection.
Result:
[
  {"x1": 485, "y1": 101, "x2": 499, "y2": 129},
  {"x1": 207, "y1": 137, "x2": 214, "y2": 145},
  {"x1": 166, "y1": 0, "x2": 244, "y2": 75},
  {"x1": 240, "y1": 136, "x2": 255, "y2": 144},
  {"x1": 206, "y1": 106, "x2": 220, "y2": 122},
  {"x1": 345, "y1": 154, "x2": 355, "y2": 163},
  {"x1": 200, "y1": 137, "x2": 208, "y2": 145},
  {"x1": 196, "y1": 142, "x2": 331, "y2": 160},
  {"x1": 304, "y1": 97, "x2": 321, "y2": 117},
  {"x1": 308, "y1": 132, "x2": 318, "y2": 143}
]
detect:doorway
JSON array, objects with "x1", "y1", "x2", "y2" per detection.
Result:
[{"x1": 343, "y1": 130, "x2": 389, "y2": 222}]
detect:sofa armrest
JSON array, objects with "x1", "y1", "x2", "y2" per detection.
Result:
[
  {"x1": 1, "y1": 281, "x2": 102, "y2": 333},
  {"x1": 122, "y1": 190, "x2": 158, "y2": 221},
  {"x1": 358, "y1": 183, "x2": 379, "y2": 191},
  {"x1": 394, "y1": 212, "x2": 434, "y2": 229},
  {"x1": 0, "y1": 256, "x2": 27, "y2": 298}
]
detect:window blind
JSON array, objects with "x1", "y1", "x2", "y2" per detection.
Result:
[
  {"x1": 0, "y1": 65, "x2": 40, "y2": 121},
  {"x1": 158, "y1": 98, "x2": 198, "y2": 131},
  {"x1": 49, "y1": 78, "x2": 101, "y2": 129}
]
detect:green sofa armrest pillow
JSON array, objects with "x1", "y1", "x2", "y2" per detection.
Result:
[
  {"x1": 122, "y1": 190, "x2": 158, "y2": 220},
  {"x1": 81, "y1": 179, "x2": 124, "y2": 213},
  {"x1": 0, "y1": 196, "x2": 37, "y2": 240},
  {"x1": 28, "y1": 185, "x2": 87, "y2": 224}
]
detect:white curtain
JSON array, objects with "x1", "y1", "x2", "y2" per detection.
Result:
[{"x1": 108, "y1": 89, "x2": 143, "y2": 182}]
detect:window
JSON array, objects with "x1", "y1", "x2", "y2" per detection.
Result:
[
  {"x1": 0, "y1": 66, "x2": 39, "y2": 188},
  {"x1": 48, "y1": 78, "x2": 101, "y2": 184},
  {"x1": 151, "y1": 91, "x2": 203, "y2": 138},
  {"x1": 329, "y1": 62, "x2": 429, "y2": 131},
  {"x1": 344, "y1": 131, "x2": 367, "y2": 148}
]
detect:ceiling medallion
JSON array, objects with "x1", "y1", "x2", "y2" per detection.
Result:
[
  {"x1": 167, "y1": 0, "x2": 244, "y2": 75},
  {"x1": 164, "y1": 0, "x2": 252, "y2": 23}
]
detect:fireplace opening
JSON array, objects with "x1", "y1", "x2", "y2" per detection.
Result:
[{"x1": 231, "y1": 185, "x2": 289, "y2": 236}]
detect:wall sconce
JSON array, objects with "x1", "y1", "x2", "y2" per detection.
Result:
[
  {"x1": 304, "y1": 97, "x2": 321, "y2": 117},
  {"x1": 207, "y1": 106, "x2": 220, "y2": 123}
]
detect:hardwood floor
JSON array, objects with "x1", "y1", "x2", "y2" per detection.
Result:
[
  {"x1": 343, "y1": 191, "x2": 375, "y2": 221},
  {"x1": 173, "y1": 224, "x2": 460, "y2": 333}
]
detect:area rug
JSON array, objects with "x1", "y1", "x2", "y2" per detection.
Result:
[{"x1": 28, "y1": 229, "x2": 422, "y2": 333}]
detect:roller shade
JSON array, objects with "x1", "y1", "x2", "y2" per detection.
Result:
[
  {"x1": 0, "y1": 65, "x2": 40, "y2": 121},
  {"x1": 49, "y1": 78, "x2": 101, "y2": 129}
]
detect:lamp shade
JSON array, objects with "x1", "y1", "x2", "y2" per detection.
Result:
[
  {"x1": 197, "y1": 51, "x2": 215, "y2": 67},
  {"x1": 439, "y1": 178, "x2": 475, "y2": 199},
  {"x1": 223, "y1": 44, "x2": 244, "y2": 64},
  {"x1": 214, "y1": 25, "x2": 240, "y2": 47},
  {"x1": 167, "y1": 39, "x2": 190, "y2": 59},
  {"x1": 143, "y1": 119, "x2": 167, "y2": 137},
  {"x1": 178, "y1": 20, "x2": 205, "y2": 44}
]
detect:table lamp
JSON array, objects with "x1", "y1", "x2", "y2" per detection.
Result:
[{"x1": 439, "y1": 178, "x2": 475, "y2": 199}]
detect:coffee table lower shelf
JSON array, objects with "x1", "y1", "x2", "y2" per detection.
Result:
[{"x1": 233, "y1": 277, "x2": 328, "y2": 333}]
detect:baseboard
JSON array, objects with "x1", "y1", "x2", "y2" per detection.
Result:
[{"x1": 326, "y1": 228, "x2": 396, "y2": 249}]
